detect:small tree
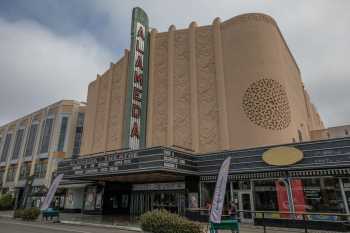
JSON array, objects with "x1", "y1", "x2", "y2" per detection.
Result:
[{"x1": 0, "y1": 194, "x2": 14, "y2": 210}]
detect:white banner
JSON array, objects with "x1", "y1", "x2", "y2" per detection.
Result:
[
  {"x1": 210, "y1": 157, "x2": 231, "y2": 223},
  {"x1": 40, "y1": 174, "x2": 64, "y2": 210}
]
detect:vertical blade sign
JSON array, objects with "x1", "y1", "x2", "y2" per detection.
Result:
[{"x1": 124, "y1": 7, "x2": 150, "y2": 150}]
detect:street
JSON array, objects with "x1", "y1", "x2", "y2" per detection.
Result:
[{"x1": 0, "y1": 218, "x2": 133, "y2": 233}]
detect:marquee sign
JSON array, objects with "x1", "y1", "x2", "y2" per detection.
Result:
[
  {"x1": 124, "y1": 7, "x2": 150, "y2": 150},
  {"x1": 57, "y1": 148, "x2": 196, "y2": 178}
]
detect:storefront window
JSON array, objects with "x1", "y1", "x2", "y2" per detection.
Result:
[
  {"x1": 342, "y1": 178, "x2": 350, "y2": 211},
  {"x1": 299, "y1": 177, "x2": 345, "y2": 213},
  {"x1": 232, "y1": 181, "x2": 251, "y2": 190},
  {"x1": 84, "y1": 186, "x2": 96, "y2": 210},
  {"x1": 253, "y1": 180, "x2": 279, "y2": 211},
  {"x1": 200, "y1": 182, "x2": 231, "y2": 211}
]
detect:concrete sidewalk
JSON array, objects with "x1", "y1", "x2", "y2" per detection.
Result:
[{"x1": 0, "y1": 210, "x2": 340, "y2": 233}]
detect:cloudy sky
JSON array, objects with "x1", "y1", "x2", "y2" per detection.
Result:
[{"x1": 0, "y1": 0, "x2": 349, "y2": 127}]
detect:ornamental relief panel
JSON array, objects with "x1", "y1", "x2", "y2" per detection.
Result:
[
  {"x1": 174, "y1": 31, "x2": 192, "y2": 149},
  {"x1": 152, "y1": 34, "x2": 169, "y2": 146},
  {"x1": 196, "y1": 27, "x2": 220, "y2": 152},
  {"x1": 107, "y1": 60, "x2": 125, "y2": 150},
  {"x1": 242, "y1": 78, "x2": 291, "y2": 130},
  {"x1": 94, "y1": 74, "x2": 109, "y2": 152}
]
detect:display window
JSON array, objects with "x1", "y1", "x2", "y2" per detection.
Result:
[
  {"x1": 253, "y1": 178, "x2": 347, "y2": 220},
  {"x1": 342, "y1": 178, "x2": 350, "y2": 211},
  {"x1": 84, "y1": 186, "x2": 96, "y2": 210},
  {"x1": 200, "y1": 182, "x2": 231, "y2": 213}
]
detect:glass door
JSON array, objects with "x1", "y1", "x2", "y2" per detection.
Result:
[{"x1": 239, "y1": 191, "x2": 253, "y2": 223}]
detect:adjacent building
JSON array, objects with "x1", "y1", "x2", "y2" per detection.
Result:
[{"x1": 0, "y1": 100, "x2": 85, "y2": 208}]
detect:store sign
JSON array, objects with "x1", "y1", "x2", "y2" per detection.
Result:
[{"x1": 124, "y1": 7, "x2": 150, "y2": 150}]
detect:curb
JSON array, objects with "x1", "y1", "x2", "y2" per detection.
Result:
[{"x1": 60, "y1": 220, "x2": 142, "y2": 232}]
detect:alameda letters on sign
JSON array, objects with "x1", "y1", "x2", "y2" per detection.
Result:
[{"x1": 124, "y1": 7, "x2": 150, "y2": 150}]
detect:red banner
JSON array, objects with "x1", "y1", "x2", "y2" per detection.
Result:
[{"x1": 275, "y1": 180, "x2": 289, "y2": 218}]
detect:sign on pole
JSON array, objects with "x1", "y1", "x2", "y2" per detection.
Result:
[
  {"x1": 210, "y1": 156, "x2": 231, "y2": 223},
  {"x1": 40, "y1": 174, "x2": 64, "y2": 210}
]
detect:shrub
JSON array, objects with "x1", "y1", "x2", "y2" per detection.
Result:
[
  {"x1": 21, "y1": 207, "x2": 40, "y2": 221},
  {"x1": 0, "y1": 194, "x2": 14, "y2": 210},
  {"x1": 140, "y1": 209, "x2": 202, "y2": 233},
  {"x1": 13, "y1": 209, "x2": 24, "y2": 218}
]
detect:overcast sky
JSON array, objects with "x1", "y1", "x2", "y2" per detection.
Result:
[{"x1": 0, "y1": 0, "x2": 349, "y2": 127}]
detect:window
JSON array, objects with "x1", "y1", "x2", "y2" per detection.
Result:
[
  {"x1": 0, "y1": 134, "x2": 12, "y2": 162},
  {"x1": 254, "y1": 180, "x2": 279, "y2": 211},
  {"x1": 57, "y1": 116, "x2": 69, "y2": 152},
  {"x1": 6, "y1": 166, "x2": 16, "y2": 182},
  {"x1": 24, "y1": 124, "x2": 38, "y2": 157},
  {"x1": 298, "y1": 177, "x2": 345, "y2": 214},
  {"x1": 39, "y1": 118, "x2": 54, "y2": 154},
  {"x1": 12, "y1": 129, "x2": 25, "y2": 160},
  {"x1": 345, "y1": 129, "x2": 349, "y2": 136},
  {"x1": 77, "y1": 112, "x2": 85, "y2": 127},
  {"x1": 200, "y1": 182, "x2": 231, "y2": 209},
  {"x1": 34, "y1": 160, "x2": 47, "y2": 178},
  {"x1": 19, "y1": 162, "x2": 31, "y2": 180},
  {"x1": 72, "y1": 113, "x2": 85, "y2": 156}
]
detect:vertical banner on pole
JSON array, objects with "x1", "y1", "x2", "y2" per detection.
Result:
[
  {"x1": 40, "y1": 174, "x2": 64, "y2": 210},
  {"x1": 210, "y1": 156, "x2": 231, "y2": 223}
]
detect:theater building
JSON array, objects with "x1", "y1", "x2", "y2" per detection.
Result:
[
  {"x1": 54, "y1": 7, "x2": 350, "y2": 226},
  {"x1": 0, "y1": 100, "x2": 85, "y2": 208}
]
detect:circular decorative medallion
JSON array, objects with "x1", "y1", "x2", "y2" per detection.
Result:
[
  {"x1": 242, "y1": 78, "x2": 291, "y2": 130},
  {"x1": 262, "y1": 146, "x2": 304, "y2": 166}
]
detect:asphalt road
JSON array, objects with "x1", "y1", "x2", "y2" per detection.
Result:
[{"x1": 0, "y1": 218, "x2": 133, "y2": 233}]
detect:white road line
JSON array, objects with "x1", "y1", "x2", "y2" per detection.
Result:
[{"x1": 0, "y1": 220, "x2": 94, "y2": 233}]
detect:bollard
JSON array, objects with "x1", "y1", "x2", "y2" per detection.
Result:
[{"x1": 302, "y1": 213, "x2": 308, "y2": 233}]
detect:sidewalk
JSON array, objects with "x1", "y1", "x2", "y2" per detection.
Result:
[{"x1": 0, "y1": 210, "x2": 340, "y2": 233}]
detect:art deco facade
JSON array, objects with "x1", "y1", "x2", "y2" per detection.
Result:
[
  {"x1": 0, "y1": 100, "x2": 85, "y2": 206},
  {"x1": 80, "y1": 13, "x2": 324, "y2": 157}
]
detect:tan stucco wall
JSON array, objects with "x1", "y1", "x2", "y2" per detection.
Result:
[
  {"x1": 80, "y1": 13, "x2": 325, "y2": 156},
  {"x1": 80, "y1": 50, "x2": 129, "y2": 155}
]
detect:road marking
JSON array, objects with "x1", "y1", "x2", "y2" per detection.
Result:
[{"x1": 0, "y1": 220, "x2": 94, "y2": 233}]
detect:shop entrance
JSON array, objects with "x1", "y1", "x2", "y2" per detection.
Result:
[
  {"x1": 130, "y1": 182, "x2": 186, "y2": 216},
  {"x1": 103, "y1": 182, "x2": 131, "y2": 215},
  {"x1": 238, "y1": 191, "x2": 253, "y2": 223}
]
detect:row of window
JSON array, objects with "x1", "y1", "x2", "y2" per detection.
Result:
[
  {"x1": 0, "y1": 112, "x2": 84, "y2": 165},
  {"x1": 4, "y1": 160, "x2": 48, "y2": 182},
  {"x1": 0, "y1": 116, "x2": 65, "y2": 163}
]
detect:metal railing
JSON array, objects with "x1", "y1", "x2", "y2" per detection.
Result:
[{"x1": 236, "y1": 210, "x2": 350, "y2": 233}]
